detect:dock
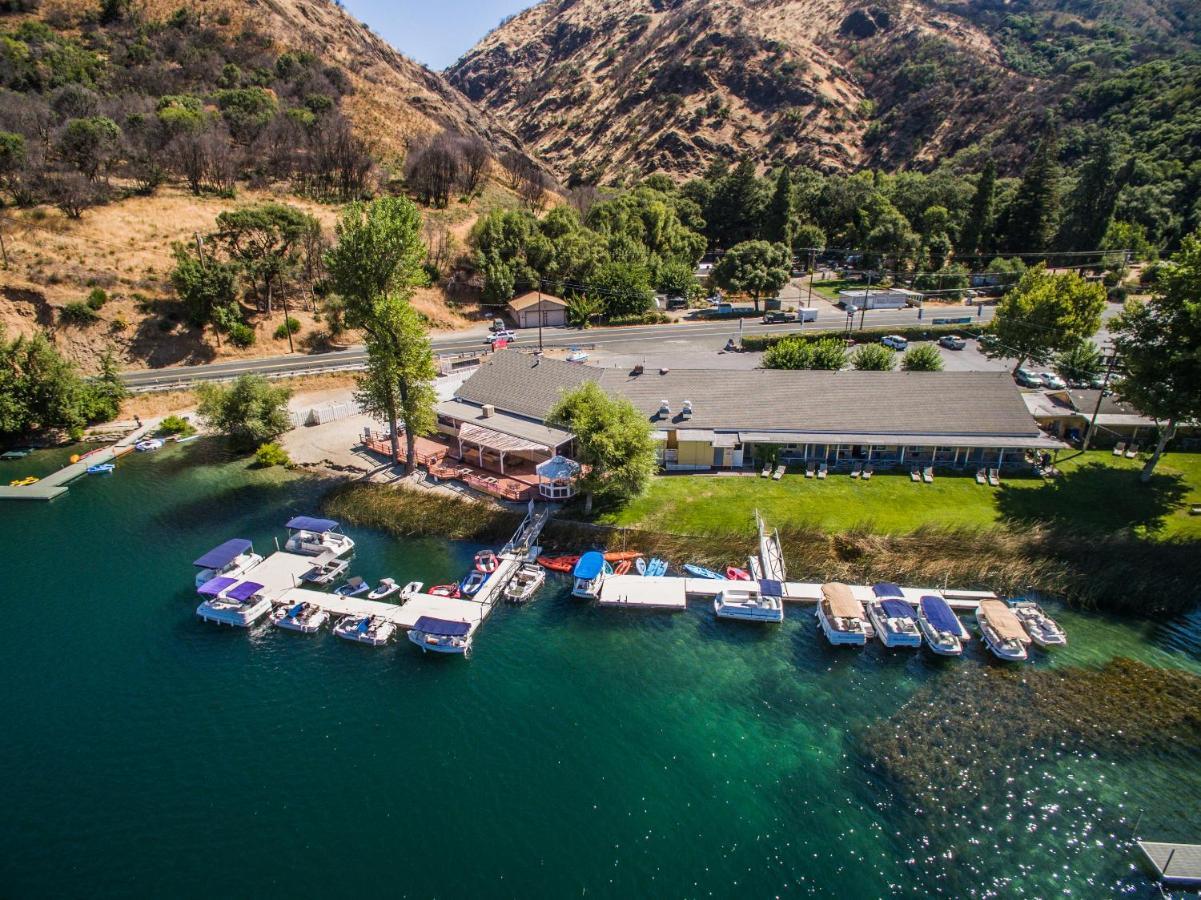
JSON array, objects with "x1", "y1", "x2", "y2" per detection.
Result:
[
  {"x1": 598, "y1": 574, "x2": 687, "y2": 610},
  {"x1": 0, "y1": 424, "x2": 153, "y2": 501},
  {"x1": 1138, "y1": 841, "x2": 1201, "y2": 886}
]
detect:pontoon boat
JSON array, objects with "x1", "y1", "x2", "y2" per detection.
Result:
[
  {"x1": 408, "y1": 616, "x2": 473, "y2": 656},
  {"x1": 333, "y1": 614, "x2": 395, "y2": 646},
  {"x1": 816, "y1": 582, "x2": 869, "y2": 646},
  {"x1": 1009, "y1": 600, "x2": 1067, "y2": 647},
  {"x1": 504, "y1": 563, "x2": 545, "y2": 603},
  {"x1": 284, "y1": 516, "x2": 355, "y2": 558},
  {"x1": 866, "y1": 584, "x2": 922, "y2": 648},
  {"x1": 916, "y1": 594, "x2": 970, "y2": 656},
  {"x1": 195, "y1": 578, "x2": 271, "y2": 627},
  {"x1": 714, "y1": 580, "x2": 784, "y2": 623},
  {"x1": 192, "y1": 538, "x2": 263, "y2": 589},
  {"x1": 571, "y1": 551, "x2": 611, "y2": 599},
  {"x1": 976, "y1": 599, "x2": 1031, "y2": 661},
  {"x1": 270, "y1": 600, "x2": 329, "y2": 633}
]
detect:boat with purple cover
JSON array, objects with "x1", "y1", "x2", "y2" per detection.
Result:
[
  {"x1": 284, "y1": 516, "x2": 355, "y2": 558},
  {"x1": 192, "y1": 538, "x2": 262, "y2": 589},
  {"x1": 195, "y1": 578, "x2": 271, "y2": 627},
  {"x1": 916, "y1": 594, "x2": 970, "y2": 656},
  {"x1": 407, "y1": 616, "x2": 473, "y2": 656},
  {"x1": 865, "y1": 583, "x2": 922, "y2": 648}
]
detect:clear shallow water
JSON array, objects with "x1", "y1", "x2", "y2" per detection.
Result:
[{"x1": 1, "y1": 442, "x2": 1199, "y2": 897}]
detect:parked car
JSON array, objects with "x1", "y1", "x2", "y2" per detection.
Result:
[
  {"x1": 938, "y1": 334, "x2": 966, "y2": 350},
  {"x1": 1014, "y1": 367, "x2": 1042, "y2": 388},
  {"x1": 1040, "y1": 372, "x2": 1067, "y2": 390},
  {"x1": 566, "y1": 347, "x2": 589, "y2": 363},
  {"x1": 762, "y1": 311, "x2": 796, "y2": 324},
  {"x1": 485, "y1": 329, "x2": 517, "y2": 345},
  {"x1": 881, "y1": 334, "x2": 909, "y2": 350},
  {"x1": 665, "y1": 296, "x2": 688, "y2": 310},
  {"x1": 489, "y1": 318, "x2": 507, "y2": 332}
]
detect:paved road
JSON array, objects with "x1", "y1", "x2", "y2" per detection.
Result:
[{"x1": 120, "y1": 304, "x2": 997, "y2": 390}]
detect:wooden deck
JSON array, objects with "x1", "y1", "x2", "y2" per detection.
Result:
[{"x1": 364, "y1": 433, "x2": 540, "y2": 502}]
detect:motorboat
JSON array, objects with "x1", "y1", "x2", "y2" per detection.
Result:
[
  {"x1": 430, "y1": 583, "x2": 461, "y2": 598},
  {"x1": 642, "y1": 558, "x2": 668, "y2": 577},
  {"x1": 816, "y1": 582, "x2": 869, "y2": 646},
  {"x1": 399, "y1": 581, "x2": 423, "y2": 600},
  {"x1": 474, "y1": 550, "x2": 499, "y2": 573},
  {"x1": 504, "y1": 564, "x2": 545, "y2": 603},
  {"x1": 134, "y1": 438, "x2": 164, "y2": 452},
  {"x1": 192, "y1": 538, "x2": 263, "y2": 589},
  {"x1": 682, "y1": 564, "x2": 723, "y2": 580},
  {"x1": 367, "y1": 578, "x2": 401, "y2": 600},
  {"x1": 916, "y1": 594, "x2": 970, "y2": 656},
  {"x1": 460, "y1": 569, "x2": 488, "y2": 597},
  {"x1": 408, "y1": 616, "x2": 473, "y2": 656},
  {"x1": 714, "y1": 581, "x2": 784, "y2": 623},
  {"x1": 572, "y1": 551, "x2": 611, "y2": 599},
  {"x1": 270, "y1": 600, "x2": 329, "y2": 634},
  {"x1": 334, "y1": 576, "x2": 369, "y2": 597},
  {"x1": 87, "y1": 463, "x2": 115, "y2": 474},
  {"x1": 284, "y1": 516, "x2": 355, "y2": 558},
  {"x1": 725, "y1": 567, "x2": 751, "y2": 581},
  {"x1": 976, "y1": 599, "x2": 1031, "y2": 661},
  {"x1": 333, "y1": 614, "x2": 396, "y2": 646},
  {"x1": 301, "y1": 556, "x2": 349, "y2": 586},
  {"x1": 865, "y1": 583, "x2": 922, "y2": 648},
  {"x1": 537, "y1": 555, "x2": 578, "y2": 573},
  {"x1": 1009, "y1": 600, "x2": 1067, "y2": 648},
  {"x1": 195, "y1": 578, "x2": 271, "y2": 627}
]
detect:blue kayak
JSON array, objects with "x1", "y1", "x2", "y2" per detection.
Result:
[
  {"x1": 683, "y1": 563, "x2": 723, "y2": 580},
  {"x1": 645, "y1": 558, "x2": 668, "y2": 577},
  {"x1": 87, "y1": 463, "x2": 115, "y2": 474}
]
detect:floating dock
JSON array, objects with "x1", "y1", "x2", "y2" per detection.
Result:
[
  {"x1": 1138, "y1": 841, "x2": 1201, "y2": 886},
  {"x1": 0, "y1": 425, "x2": 153, "y2": 501},
  {"x1": 598, "y1": 575, "x2": 687, "y2": 610}
]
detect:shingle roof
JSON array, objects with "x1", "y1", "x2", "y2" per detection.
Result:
[
  {"x1": 507, "y1": 290, "x2": 567, "y2": 310},
  {"x1": 456, "y1": 350, "x2": 1044, "y2": 440}
]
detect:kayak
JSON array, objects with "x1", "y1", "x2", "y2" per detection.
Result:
[
  {"x1": 613, "y1": 560, "x2": 632, "y2": 576},
  {"x1": 537, "y1": 555, "x2": 579, "y2": 573},
  {"x1": 634, "y1": 557, "x2": 647, "y2": 576},
  {"x1": 683, "y1": 563, "x2": 724, "y2": 580},
  {"x1": 725, "y1": 567, "x2": 751, "y2": 581},
  {"x1": 603, "y1": 550, "x2": 643, "y2": 563},
  {"x1": 644, "y1": 558, "x2": 668, "y2": 577}
]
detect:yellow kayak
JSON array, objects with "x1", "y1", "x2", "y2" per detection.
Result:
[{"x1": 9, "y1": 476, "x2": 39, "y2": 487}]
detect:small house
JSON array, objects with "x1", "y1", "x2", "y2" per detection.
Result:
[{"x1": 507, "y1": 291, "x2": 567, "y2": 329}]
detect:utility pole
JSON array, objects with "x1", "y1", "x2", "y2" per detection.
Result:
[
  {"x1": 860, "y1": 270, "x2": 873, "y2": 330},
  {"x1": 536, "y1": 281, "x2": 544, "y2": 353},
  {"x1": 806, "y1": 249, "x2": 815, "y2": 308},
  {"x1": 1082, "y1": 349, "x2": 1118, "y2": 452}
]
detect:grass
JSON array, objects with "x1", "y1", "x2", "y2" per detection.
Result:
[{"x1": 598, "y1": 451, "x2": 1201, "y2": 541}]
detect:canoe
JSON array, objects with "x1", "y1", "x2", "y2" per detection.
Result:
[
  {"x1": 725, "y1": 567, "x2": 751, "y2": 581},
  {"x1": 537, "y1": 555, "x2": 579, "y2": 573},
  {"x1": 683, "y1": 563, "x2": 724, "y2": 580},
  {"x1": 603, "y1": 550, "x2": 643, "y2": 563}
]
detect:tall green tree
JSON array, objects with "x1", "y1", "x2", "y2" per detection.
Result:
[
  {"x1": 712, "y1": 241, "x2": 791, "y2": 311},
  {"x1": 58, "y1": 116, "x2": 121, "y2": 181},
  {"x1": 1059, "y1": 132, "x2": 1128, "y2": 252},
  {"x1": 169, "y1": 243, "x2": 238, "y2": 334},
  {"x1": 985, "y1": 264, "x2": 1107, "y2": 372},
  {"x1": 546, "y1": 381, "x2": 657, "y2": 514},
  {"x1": 196, "y1": 375, "x2": 291, "y2": 451},
  {"x1": 0, "y1": 328, "x2": 118, "y2": 437},
  {"x1": 958, "y1": 159, "x2": 996, "y2": 258},
  {"x1": 1112, "y1": 233, "x2": 1201, "y2": 481},
  {"x1": 1001, "y1": 130, "x2": 1061, "y2": 252},
  {"x1": 764, "y1": 168, "x2": 794, "y2": 249},
  {"x1": 706, "y1": 159, "x2": 767, "y2": 248},
  {"x1": 1054, "y1": 340, "x2": 1103, "y2": 384}
]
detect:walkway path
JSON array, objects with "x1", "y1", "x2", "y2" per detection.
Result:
[{"x1": 0, "y1": 422, "x2": 156, "y2": 501}]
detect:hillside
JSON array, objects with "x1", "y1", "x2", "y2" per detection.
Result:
[{"x1": 448, "y1": 0, "x2": 1201, "y2": 182}]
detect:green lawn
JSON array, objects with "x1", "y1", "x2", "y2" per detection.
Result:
[
  {"x1": 808, "y1": 277, "x2": 865, "y2": 302},
  {"x1": 598, "y1": 452, "x2": 1201, "y2": 540}
]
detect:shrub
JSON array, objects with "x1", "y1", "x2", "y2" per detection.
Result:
[
  {"x1": 158, "y1": 414, "x2": 195, "y2": 436},
  {"x1": 60, "y1": 302, "x2": 98, "y2": 325},
  {"x1": 851, "y1": 343, "x2": 897, "y2": 371},
  {"x1": 197, "y1": 375, "x2": 292, "y2": 451},
  {"x1": 608, "y1": 311, "x2": 669, "y2": 326},
  {"x1": 227, "y1": 322, "x2": 256, "y2": 347},
  {"x1": 254, "y1": 441, "x2": 291, "y2": 467},
  {"x1": 110, "y1": 316, "x2": 128, "y2": 332},
  {"x1": 763, "y1": 337, "x2": 815, "y2": 370},
  {"x1": 901, "y1": 344, "x2": 944, "y2": 371},
  {"x1": 809, "y1": 337, "x2": 849, "y2": 370},
  {"x1": 85, "y1": 287, "x2": 108, "y2": 309},
  {"x1": 273, "y1": 317, "x2": 301, "y2": 340}
]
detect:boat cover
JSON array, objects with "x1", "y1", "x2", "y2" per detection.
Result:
[
  {"x1": 920, "y1": 595, "x2": 960, "y2": 633},
  {"x1": 413, "y1": 616, "x2": 470, "y2": 637},
  {"x1": 872, "y1": 582, "x2": 904, "y2": 599},
  {"x1": 573, "y1": 551, "x2": 606, "y2": 580},
  {"x1": 285, "y1": 516, "x2": 339, "y2": 532},
  {"x1": 193, "y1": 539, "x2": 252, "y2": 569},
  {"x1": 978, "y1": 599, "x2": 1030, "y2": 643},
  {"x1": 760, "y1": 579, "x2": 783, "y2": 598},
  {"x1": 197, "y1": 575, "x2": 238, "y2": 596},
  {"x1": 225, "y1": 581, "x2": 264, "y2": 602},
  {"x1": 821, "y1": 582, "x2": 862, "y2": 618},
  {"x1": 880, "y1": 599, "x2": 917, "y2": 621}
]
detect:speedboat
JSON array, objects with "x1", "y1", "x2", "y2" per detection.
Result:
[
  {"x1": 1009, "y1": 600, "x2": 1067, "y2": 647},
  {"x1": 192, "y1": 538, "x2": 263, "y2": 589},
  {"x1": 196, "y1": 578, "x2": 271, "y2": 627},
  {"x1": 134, "y1": 438, "x2": 164, "y2": 452},
  {"x1": 682, "y1": 563, "x2": 723, "y2": 580},
  {"x1": 571, "y1": 551, "x2": 611, "y2": 599},
  {"x1": 865, "y1": 584, "x2": 922, "y2": 648},
  {"x1": 408, "y1": 616, "x2": 473, "y2": 656},
  {"x1": 460, "y1": 569, "x2": 488, "y2": 597},
  {"x1": 430, "y1": 583, "x2": 461, "y2": 598},
  {"x1": 714, "y1": 582, "x2": 783, "y2": 623},
  {"x1": 367, "y1": 578, "x2": 401, "y2": 600},
  {"x1": 537, "y1": 555, "x2": 578, "y2": 573},
  {"x1": 916, "y1": 594, "x2": 970, "y2": 656},
  {"x1": 976, "y1": 599, "x2": 1031, "y2": 661},
  {"x1": 301, "y1": 557, "x2": 349, "y2": 586},
  {"x1": 270, "y1": 601, "x2": 329, "y2": 634},
  {"x1": 816, "y1": 582, "x2": 869, "y2": 646},
  {"x1": 284, "y1": 516, "x2": 355, "y2": 558},
  {"x1": 504, "y1": 563, "x2": 545, "y2": 603},
  {"x1": 333, "y1": 614, "x2": 395, "y2": 646},
  {"x1": 87, "y1": 463, "x2": 115, "y2": 474},
  {"x1": 334, "y1": 576, "x2": 369, "y2": 597},
  {"x1": 725, "y1": 566, "x2": 751, "y2": 581},
  {"x1": 474, "y1": 550, "x2": 499, "y2": 573}
]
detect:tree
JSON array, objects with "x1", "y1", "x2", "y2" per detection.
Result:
[
  {"x1": 705, "y1": 159, "x2": 767, "y2": 248},
  {"x1": 655, "y1": 259, "x2": 697, "y2": 298},
  {"x1": 764, "y1": 167, "x2": 793, "y2": 248},
  {"x1": 592, "y1": 260, "x2": 654, "y2": 317},
  {"x1": 1112, "y1": 234, "x2": 1201, "y2": 481},
  {"x1": 566, "y1": 294, "x2": 603, "y2": 328},
  {"x1": 547, "y1": 381, "x2": 657, "y2": 514},
  {"x1": 170, "y1": 243, "x2": 238, "y2": 331},
  {"x1": 792, "y1": 222, "x2": 826, "y2": 256},
  {"x1": 985, "y1": 264, "x2": 1106, "y2": 372},
  {"x1": 1058, "y1": 132, "x2": 1129, "y2": 252},
  {"x1": 1054, "y1": 340, "x2": 1103, "y2": 384},
  {"x1": 851, "y1": 343, "x2": 896, "y2": 371},
  {"x1": 58, "y1": 116, "x2": 121, "y2": 180},
  {"x1": 809, "y1": 337, "x2": 849, "y2": 370},
  {"x1": 1001, "y1": 130, "x2": 1060, "y2": 253},
  {"x1": 196, "y1": 375, "x2": 291, "y2": 450},
  {"x1": 0, "y1": 328, "x2": 119, "y2": 437},
  {"x1": 958, "y1": 159, "x2": 996, "y2": 258},
  {"x1": 712, "y1": 240, "x2": 790, "y2": 311},
  {"x1": 405, "y1": 131, "x2": 462, "y2": 208},
  {"x1": 901, "y1": 344, "x2": 944, "y2": 371},
  {"x1": 763, "y1": 337, "x2": 815, "y2": 370}
]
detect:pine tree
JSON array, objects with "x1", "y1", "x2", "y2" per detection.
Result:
[
  {"x1": 958, "y1": 158, "x2": 996, "y2": 258},
  {"x1": 1002, "y1": 131, "x2": 1061, "y2": 253},
  {"x1": 764, "y1": 167, "x2": 794, "y2": 249},
  {"x1": 1058, "y1": 132, "x2": 1128, "y2": 251}
]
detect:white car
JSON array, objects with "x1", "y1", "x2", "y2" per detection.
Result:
[
  {"x1": 1040, "y1": 372, "x2": 1067, "y2": 390},
  {"x1": 881, "y1": 334, "x2": 908, "y2": 350},
  {"x1": 485, "y1": 329, "x2": 517, "y2": 345}
]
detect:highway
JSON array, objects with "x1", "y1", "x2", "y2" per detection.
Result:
[{"x1": 119, "y1": 304, "x2": 996, "y2": 391}]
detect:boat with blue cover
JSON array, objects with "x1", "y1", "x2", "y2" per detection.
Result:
[
  {"x1": 682, "y1": 563, "x2": 723, "y2": 580},
  {"x1": 192, "y1": 538, "x2": 262, "y2": 589},
  {"x1": 86, "y1": 463, "x2": 115, "y2": 475},
  {"x1": 865, "y1": 583, "x2": 922, "y2": 648},
  {"x1": 195, "y1": 578, "x2": 271, "y2": 627},
  {"x1": 572, "y1": 551, "x2": 611, "y2": 599},
  {"x1": 408, "y1": 616, "x2": 473, "y2": 656},
  {"x1": 460, "y1": 569, "x2": 488, "y2": 596},
  {"x1": 284, "y1": 516, "x2": 355, "y2": 558},
  {"x1": 916, "y1": 594, "x2": 970, "y2": 656}
]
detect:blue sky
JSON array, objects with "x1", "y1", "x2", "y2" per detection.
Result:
[{"x1": 343, "y1": 0, "x2": 531, "y2": 71}]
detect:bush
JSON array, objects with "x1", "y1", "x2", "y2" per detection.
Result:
[
  {"x1": 60, "y1": 302, "x2": 98, "y2": 325},
  {"x1": 763, "y1": 337, "x2": 815, "y2": 370},
  {"x1": 254, "y1": 441, "x2": 291, "y2": 467},
  {"x1": 158, "y1": 414, "x2": 195, "y2": 436},
  {"x1": 226, "y1": 322, "x2": 256, "y2": 347},
  {"x1": 742, "y1": 323, "x2": 980, "y2": 352},
  {"x1": 901, "y1": 344, "x2": 944, "y2": 371},
  {"x1": 851, "y1": 343, "x2": 896, "y2": 371},
  {"x1": 85, "y1": 287, "x2": 108, "y2": 309},
  {"x1": 197, "y1": 375, "x2": 292, "y2": 451},
  {"x1": 273, "y1": 317, "x2": 301, "y2": 340},
  {"x1": 607, "y1": 311, "x2": 669, "y2": 326}
]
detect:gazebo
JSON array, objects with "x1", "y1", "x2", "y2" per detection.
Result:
[{"x1": 536, "y1": 455, "x2": 580, "y2": 500}]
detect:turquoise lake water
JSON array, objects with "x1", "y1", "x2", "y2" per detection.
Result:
[{"x1": 2, "y1": 441, "x2": 1200, "y2": 897}]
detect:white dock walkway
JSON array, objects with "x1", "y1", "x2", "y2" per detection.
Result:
[
  {"x1": 1139, "y1": 841, "x2": 1201, "y2": 886},
  {"x1": 598, "y1": 574, "x2": 687, "y2": 610}
]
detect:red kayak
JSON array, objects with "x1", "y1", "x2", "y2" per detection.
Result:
[
  {"x1": 726, "y1": 567, "x2": 751, "y2": 581},
  {"x1": 603, "y1": 550, "x2": 643, "y2": 563},
  {"x1": 474, "y1": 550, "x2": 499, "y2": 573},
  {"x1": 613, "y1": 560, "x2": 632, "y2": 576},
  {"x1": 430, "y1": 584, "x2": 461, "y2": 598},
  {"x1": 537, "y1": 555, "x2": 579, "y2": 573}
]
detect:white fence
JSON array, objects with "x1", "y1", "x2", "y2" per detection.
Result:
[{"x1": 289, "y1": 400, "x2": 361, "y2": 428}]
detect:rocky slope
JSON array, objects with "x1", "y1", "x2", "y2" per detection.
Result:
[{"x1": 447, "y1": 0, "x2": 1199, "y2": 181}]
